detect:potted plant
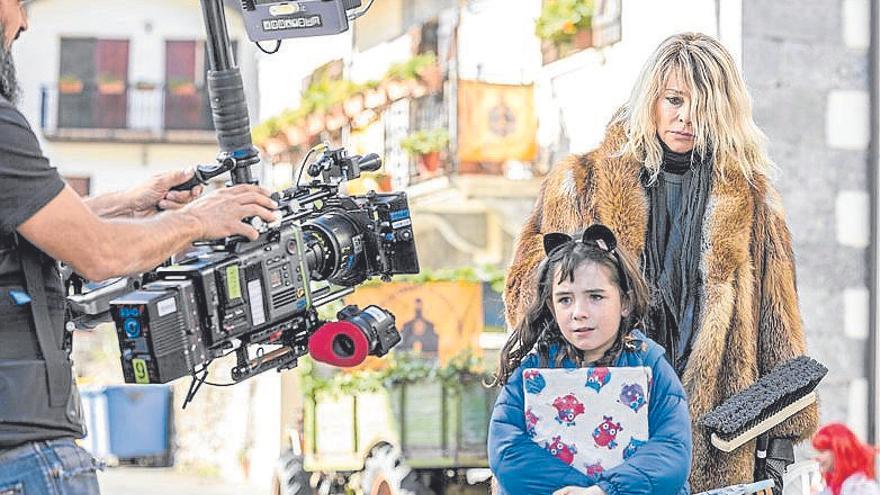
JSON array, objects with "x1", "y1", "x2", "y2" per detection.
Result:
[
  {"x1": 535, "y1": 0, "x2": 594, "y2": 47},
  {"x1": 369, "y1": 171, "x2": 393, "y2": 192},
  {"x1": 97, "y1": 73, "x2": 126, "y2": 95},
  {"x1": 168, "y1": 77, "x2": 197, "y2": 96},
  {"x1": 386, "y1": 52, "x2": 442, "y2": 94},
  {"x1": 134, "y1": 80, "x2": 158, "y2": 91},
  {"x1": 400, "y1": 128, "x2": 449, "y2": 174},
  {"x1": 58, "y1": 74, "x2": 83, "y2": 94}
]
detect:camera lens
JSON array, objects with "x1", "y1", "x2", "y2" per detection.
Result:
[{"x1": 302, "y1": 211, "x2": 367, "y2": 286}]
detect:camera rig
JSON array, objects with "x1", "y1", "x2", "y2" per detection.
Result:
[{"x1": 66, "y1": 0, "x2": 419, "y2": 406}]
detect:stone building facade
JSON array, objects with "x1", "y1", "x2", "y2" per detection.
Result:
[{"x1": 742, "y1": 0, "x2": 876, "y2": 442}]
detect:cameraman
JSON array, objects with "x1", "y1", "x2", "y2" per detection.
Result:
[{"x1": 0, "y1": 1, "x2": 277, "y2": 493}]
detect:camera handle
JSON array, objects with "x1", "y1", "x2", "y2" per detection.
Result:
[{"x1": 168, "y1": 0, "x2": 261, "y2": 192}]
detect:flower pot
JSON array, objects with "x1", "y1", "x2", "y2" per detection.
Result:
[
  {"x1": 59, "y1": 80, "x2": 83, "y2": 94},
  {"x1": 572, "y1": 28, "x2": 593, "y2": 50},
  {"x1": 325, "y1": 106, "x2": 348, "y2": 132},
  {"x1": 306, "y1": 112, "x2": 325, "y2": 135},
  {"x1": 352, "y1": 109, "x2": 377, "y2": 130},
  {"x1": 343, "y1": 93, "x2": 364, "y2": 118},
  {"x1": 418, "y1": 151, "x2": 441, "y2": 175},
  {"x1": 377, "y1": 175, "x2": 392, "y2": 192},
  {"x1": 170, "y1": 83, "x2": 196, "y2": 96},
  {"x1": 386, "y1": 80, "x2": 410, "y2": 101},
  {"x1": 263, "y1": 136, "x2": 290, "y2": 156},
  {"x1": 98, "y1": 81, "x2": 126, "y2": 95},
  {"x1": 364, "y1": 88, "x2": 387, "y2": 109},
  {"x1": 417, "y1": 64, "x2": 443, "y2": 93},
  {"x1": 284, "y1": 126, "x2": 307, "y2": 147}
]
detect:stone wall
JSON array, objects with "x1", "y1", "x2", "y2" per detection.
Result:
[{"x1": 742, "y1": 0, "x2": 872, "y2": 439}]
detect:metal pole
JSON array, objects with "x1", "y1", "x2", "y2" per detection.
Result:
[
  {"x1": 199, "y1": 0, "x2": 258, "y2": 185},
  {"x1": 200, "y1": 0, "x2": 235, "y2": 71},
  {"x1": 867, "y1": 0, "x2": 879, "y2": 445}
]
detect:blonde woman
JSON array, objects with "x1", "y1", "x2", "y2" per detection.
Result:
[{"x1": 503, "y1": 32, "x2": 817, "y2": 492}]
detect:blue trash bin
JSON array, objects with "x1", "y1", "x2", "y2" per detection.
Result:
[
  {"x1": 78, "y1": 386, "x2": 111, "y2": 460},
  {"x1": 103, "y1": 384, "x2": 173, "y2": 465}
]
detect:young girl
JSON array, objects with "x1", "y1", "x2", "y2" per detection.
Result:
[
  {"x1": 812, "y1": 423, "x2": 879, "y2": 495},
  {"x1": 489, "y1": 225, "x2": 691, "y2": 495}
]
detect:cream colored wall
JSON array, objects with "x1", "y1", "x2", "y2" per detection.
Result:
[{"x1": 14, "y1": 0, "x2": 260, "y2": 195}]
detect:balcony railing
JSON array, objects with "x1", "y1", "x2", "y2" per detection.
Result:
[{"x1": 40, "y1": 83, "x2": 216, "y2": 142}]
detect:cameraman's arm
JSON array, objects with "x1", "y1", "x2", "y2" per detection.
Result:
[
  {"x1": 85, "y1": 169, "x2": 203, "y2": 218},
  {"x1": 17, "y1": 184, "x2": 277, "y2": 281}
]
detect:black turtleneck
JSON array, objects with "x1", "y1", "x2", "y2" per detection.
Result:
[
  {"x1": 645, "y1": 139, "x2": 713, "y2": 375},
  {"x1": 660, "y1": 141, "x2": 694, "y2": 175}
]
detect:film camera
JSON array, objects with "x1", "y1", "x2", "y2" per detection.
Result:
[
  {"x1": 65, "y1": 0, "x2": 407, "y2": 404},
  {"x1": 104, "y1": 146, "x2": 418, "y2": 395}
]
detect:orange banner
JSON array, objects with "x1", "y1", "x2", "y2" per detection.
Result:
[
  {"x1": 343, "y1": 281, "x2": 483, "y2": 366},
  {"x1": 457, "y1": 80, "x2": 538, "y2": 163}
]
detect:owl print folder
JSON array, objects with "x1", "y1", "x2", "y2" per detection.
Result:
[{"x1": 522, "y1": 366, "x2": 651, "y2": 480}]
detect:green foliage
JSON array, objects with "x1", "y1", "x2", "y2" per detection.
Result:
[
  {"x1": 361, "y1": 264, "x2": 507, "y2": 294},
  {"x1": 167, "y1": 77, "x2": 195, "y2": 91},
  {"x1": 385, "y1": 52, "x2": 437, "y2": 81},
  {"x1": 251, "y1": 116, "x2": 281, "y2": 145},
  {"x1": 253, "y1": 52, "x2": 440, "y2": 145},
  {"x1": 98, "y1": 72, "x2": 123, "y2": 84},
  {"x1": 299, "y1": 349, "x2": 490, "y2": 400},
  {"x1": 59, "y1": 74, "x2": 81, "y2": 84},
  {"x1": 300, "y1": 78, "x2": 363, "y2": 115},
  {"x1": 400, "y1": 128, "x2": 450, "y2": 156},
  {"x1": 535, "y1": 0, "x2": 594, "y2": 44}
]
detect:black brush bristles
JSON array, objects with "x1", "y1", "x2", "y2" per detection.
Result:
[{"x1": 701, "y1": 356, "x2": 827, "y2": 442}]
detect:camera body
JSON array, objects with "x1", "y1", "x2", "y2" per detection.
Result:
[{"x1": 108, "y1": 148, "x2": 419, "y2": 387}]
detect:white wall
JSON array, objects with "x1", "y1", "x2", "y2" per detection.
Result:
[
  {"x1": 257, "y1": 30, "x2": 353, "y2": 119},
  {"x1": 533, "y1": 0, "x2": 719, "y2": 154},
  {"x1": 14, "y1": 0, "x2": 259, "y2": 195},
  {"x1": 444, "y1": 0, "x2": 722, "y2": 154}
]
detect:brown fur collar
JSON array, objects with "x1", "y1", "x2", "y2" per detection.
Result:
[{"x1": 558, "y1": 121, "x2": 762, "y2": 287}]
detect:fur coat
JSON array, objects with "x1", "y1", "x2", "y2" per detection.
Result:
[{"x1": 503, "y1": 121, "x2": 819, "y2": 491}]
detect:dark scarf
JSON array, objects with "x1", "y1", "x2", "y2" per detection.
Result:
[{"x1": 642, "y1": 141, "x2": 713, "y2": 374}]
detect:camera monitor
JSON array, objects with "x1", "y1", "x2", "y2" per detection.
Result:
[{"x1": 240, "y1": 0, "x2": 364, "y2": 42}]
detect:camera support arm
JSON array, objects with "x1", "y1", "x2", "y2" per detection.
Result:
[{"x1": 171, "y1": 0, "x2": 259, "y2": 193}]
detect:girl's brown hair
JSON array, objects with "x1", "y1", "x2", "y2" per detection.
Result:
[{"x1": 493, "y1": 227, "x2": 649, "y2": 386}]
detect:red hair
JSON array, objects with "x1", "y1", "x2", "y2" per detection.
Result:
[{"x1": 811, "y1": 423, "x2": 877, "y2": 495}]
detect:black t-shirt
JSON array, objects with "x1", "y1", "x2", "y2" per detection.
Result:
[
  {"x1": 0, "y1": 96, "x2": 66, "y2": 358},
  {"x1": 0, "y1": 98, "x2": 79, "y2": 448},
  {"x1": 0, "y1": 100, "x2": 65, "y2": 240}
]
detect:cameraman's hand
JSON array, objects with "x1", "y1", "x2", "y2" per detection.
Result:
[
  {"x1": 180, "y1": 184, "x2": 278, "y2": 241},
  {"x1": 130, "y1": 169, "x2": 204, "y2": 217}
]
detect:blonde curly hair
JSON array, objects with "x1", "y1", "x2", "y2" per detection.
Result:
[{"x1": 614, "y1": 32, "x2": 773, "y2": 184}]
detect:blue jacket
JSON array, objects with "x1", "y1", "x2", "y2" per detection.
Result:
[{"x1": 488, "y1": 330, "x2": 692, "y2": 495}]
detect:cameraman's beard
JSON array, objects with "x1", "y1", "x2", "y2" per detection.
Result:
[{"x1": 0, "y1": 38, "x2": 20, "y2": 105}]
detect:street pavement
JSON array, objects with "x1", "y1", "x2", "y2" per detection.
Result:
[{"x1": 97, "y1": 467, "x2": 268, "y2": 495}]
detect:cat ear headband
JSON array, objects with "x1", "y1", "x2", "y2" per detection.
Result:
[{"x1": 542, "y1": 224, "x2": 630, "y2": 292}]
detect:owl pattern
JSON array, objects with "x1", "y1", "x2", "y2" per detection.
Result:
[
  {"x1": 585, "y1": 367, "x2": 611, "y2": 393},
  {"x1": 524, "y1": 369, "x2": 546, "y2": 395},
  {"x1": 523, "y1": 367, "x2": 650, "y2": 480},
  {"x1": 592, "y1": 416, "x2": 623, "y2": 450},
  {"x1": 552, "y1": 393, "x2": 586, "y2": 426},
  {"x1": 544, "y1": 436, "x2": 577, "y2": 465},
  {"x1": 623, "y1": 437, "x2": 647, "y2": 460},
  {"x1": 618, "y1": 383, "x2": 647, "y2": 413}
]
